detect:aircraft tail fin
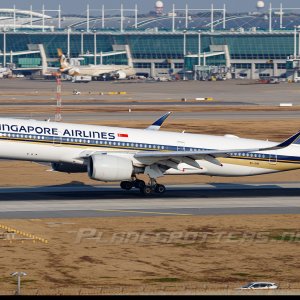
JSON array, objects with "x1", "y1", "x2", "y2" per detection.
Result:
[
  {"x1": 57, "y1": 48, "x2": 70, "y2": 70},
  {"x1": 262, "y1": 130, "x2": 300, "y2": 151}
]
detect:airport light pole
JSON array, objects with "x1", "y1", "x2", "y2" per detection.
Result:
[
  {"x1": 81, "y1": 30, "x2": 84, "y2": 55},
  {"x1": 134, "y1": 3, "x2": 138, "y2": 29},
  {"x1": 185, "y1": 3, "x2": 189, "y2": 29},
  {"x1": 223, "y1": 4, "x2": 226, "y2": 29},
  {"x1": 172, "y1": 4, "x2": 175, "y2": 33},
  {"x1": 269, "y1": 2, "x2": 272, "y2": 33},
  {"x1": 102, "y1": 5, "x2": 105, "y2": 29},
  {"x1": 58, "y1": 4, "x2": 61, "y2": 29},
  {"x1": 86, "y1": 4, "x2": 90, "y2": 32},
  {"x1": 3, "y1": 30, "x2": 6, "y2": 67},
  {"x1": 11, "y1": 272, "x2": 27, "y2": 295},
  {"x1": 280, "y1": 3, "x2": 283, "y2": 29},
  {"x1": 42, "y1": 4, "x2": 45, "y2": 33},
  {"x1": 94, "y1": 30, "x2": 97, "y2": 65},
  {"x1": 198, "y1": 30, "x2": 201, "y2": 66},
  {"x1": 100, "y1": 51, "x2": 103, "y2": 65},
  {"x1": 210, "y1": 3, "x2": 214, "y2": 33},
  {"x1": 196, "y1": 30, "x2": 201, "y2": 81},
  {"x1": 67, "y1": 27, "x2": 71, "y2": 59},
  {"x1": 13, "y1": 5, "x2": 16, "y2": 32},
  {"x1": 183, "y1": 29, "x2": 187, "y2": 80},
  {"x1": 120, "y1": 3, "x2": 124, "y2": 33},
  {"x1": 294, "y1": 27, "x2": 297, "y2": 58},
  {"x1": 183, "y1": 29, "x2": 187, "y2": 56},
  {"x1": 30, "y1": 5, "x2": 33, "y2": 28}
]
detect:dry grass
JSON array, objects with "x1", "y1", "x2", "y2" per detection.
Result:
[{"x1": 0, "y1": 215, "x2": 300, "y2": 293}]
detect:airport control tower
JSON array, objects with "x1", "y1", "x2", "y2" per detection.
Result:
[{"x1": 155, "y1": 1, "x2": 164, "y2": 15}]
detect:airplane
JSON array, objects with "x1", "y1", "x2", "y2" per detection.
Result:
[
  {"x1": 0, "y1": 113, "x2": 300, "y2": 195},
  {"x1": 0, "y1": 67, "x2": 12, "y2": 78},
  {"x1": 57, "y1": 49, "x2": 136, "y2": 80}
]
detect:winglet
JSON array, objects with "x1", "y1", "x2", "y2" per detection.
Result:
[
  {"x1": 146, "y1": 112, "x2": 172, "y2": 131},
  {"x1": 262, "y1": 130, "x2": 300, "y2": 151}
]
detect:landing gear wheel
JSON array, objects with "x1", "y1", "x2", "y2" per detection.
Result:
[
  {"x1": 134, "y1": 179, "x2": 146, "y2": 189},
  {"x1": 155, "y1": 184, "x2": 166, "y2": 194},
  {"x1": 120, "y1": 181, "x2": 133, "y2": 190},
  {"x1": 141, "y1": 185, "x2": 153, "y2": 196}
]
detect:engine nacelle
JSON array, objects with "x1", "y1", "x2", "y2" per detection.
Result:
[
  {"x1": 113, "y1": 71, "x2": 127, "y2": 79},
  {"x1": 51, "y1": 162, "x2": 87, "y2": 173},
  {"x1": 88, "y1": 155, "x2": 134, "y2": 182},
  {"x1": 67, "y1": 67, "x2": 80, "y2": 76}
]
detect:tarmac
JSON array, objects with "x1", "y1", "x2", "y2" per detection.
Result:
[
  {"x1": 1, "y1": 183, "x2": 300, "y2": 219},
  {"x1": 0, "y1": 78, "x2": 300, "y2": 105}
]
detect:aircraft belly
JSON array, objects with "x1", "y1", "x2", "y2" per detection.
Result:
[
  {"x1": 0, "y1": 140, "x2": 83, "y2": 164},
  {"x1": 203, "y1": 163, "x2": 275, "y2": 177}
]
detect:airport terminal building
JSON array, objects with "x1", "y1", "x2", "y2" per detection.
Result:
[{"x1": 1, "y1": 4, "x2": 300, "y2": 80}]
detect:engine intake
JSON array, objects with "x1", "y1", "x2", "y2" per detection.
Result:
[
  {"x1": 88, "y1": 155, "x2": 134, "y2": 182},
  {"x1": 113, "y1": 71, "x2": 127, "y2": 79}
]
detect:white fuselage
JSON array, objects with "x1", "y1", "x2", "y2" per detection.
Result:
[
  {"x1": 0, "y1": 118, "x2": 300, "y2": 178},
  {"x1": 74, "y1": 65, "x2": 136, "y2": 77}
]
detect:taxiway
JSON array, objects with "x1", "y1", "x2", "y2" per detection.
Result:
[{"x1": 0, "y1": 183, "x2": 300, "y2": 219}]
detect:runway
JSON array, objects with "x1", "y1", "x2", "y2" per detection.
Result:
[{"x1": 1, "y1": 183, "x2": 300, "y2": 219}]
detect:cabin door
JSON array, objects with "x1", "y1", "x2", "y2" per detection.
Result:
[{"x1": 268, "y1": 154, "x2": 277, "y2": 165}]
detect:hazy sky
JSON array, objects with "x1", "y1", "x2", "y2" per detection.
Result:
[{"x1": 1, "y1": 1, "x2": 300, "y2": 14}]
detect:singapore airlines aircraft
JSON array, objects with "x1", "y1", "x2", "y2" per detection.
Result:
[
  {"x1": 58, "y1": 49, "x2": 136, "y2": 79},
  {"x1": 0, "y1": 113, "x2": 300, "y2": 195}
]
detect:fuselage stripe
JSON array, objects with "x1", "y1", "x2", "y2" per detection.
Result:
[{"x1": 0, "y1": 132, "x2": 300, "y2": 165}]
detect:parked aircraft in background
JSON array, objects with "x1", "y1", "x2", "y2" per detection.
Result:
[
  {"x1": 58, "y1": 49, "x2": 136, "y2": 80},
  {"x1": 0, "y1": 67, "x2": 12, "y2": 78}
]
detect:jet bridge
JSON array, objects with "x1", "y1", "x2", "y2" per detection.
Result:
[{"x1": 78, "y1": 44, "x2": 132, "y2": 66}]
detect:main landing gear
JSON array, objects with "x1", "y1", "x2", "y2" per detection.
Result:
[{"x1": 120, "y1": 178, "x2": 166, "y2": 195}]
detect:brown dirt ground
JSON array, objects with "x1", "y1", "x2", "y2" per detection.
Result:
[{"x1": 0, "y1": 215, "x2": 300, "y2": 294}]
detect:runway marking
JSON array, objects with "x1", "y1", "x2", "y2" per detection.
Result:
[{"x1": 96, "y1": 209, "x2": 193, "y2": 216}]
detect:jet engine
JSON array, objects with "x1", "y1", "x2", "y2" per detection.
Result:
[
  {"x1": 67, "y1": 67, "x2": 80, "y2": 76},
  {"x1": 51, "y1": 162, "x2": 87, "y2": 173},
  {"x1": 112, "y1": 70, "x2": 127, "y2": 79},
  {"x1": 88, "y1": 155, "x2": 134, "y2": 182}
]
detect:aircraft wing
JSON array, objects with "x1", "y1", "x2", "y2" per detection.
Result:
[
  {"x1": 134, "y1": 130, "x2": 300, "y2": 167},
  {"x1": 78, "y1": 130, "x2": 300, "y2": 168}
]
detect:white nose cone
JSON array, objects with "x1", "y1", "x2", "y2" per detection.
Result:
[{"x1": 257, "y1": 1, "x2": 265, "y2": 9}]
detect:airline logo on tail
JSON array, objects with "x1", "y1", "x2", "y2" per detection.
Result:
[
  {"x1": 57, "y1": 48, "x2": 80, "y2": 76},
  {"x1": 57, "y1": 48, "x2": 70, "y2": 71}
]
